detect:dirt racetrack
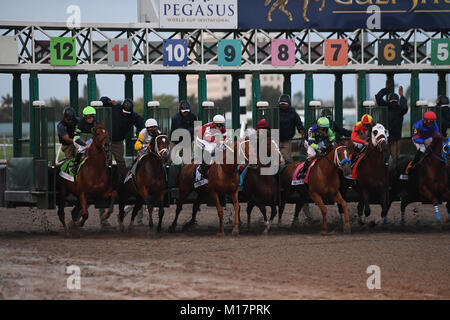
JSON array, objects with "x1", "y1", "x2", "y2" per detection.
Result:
[{"x1": 0, "y1": 201, "x2": 449, "y2": 300}]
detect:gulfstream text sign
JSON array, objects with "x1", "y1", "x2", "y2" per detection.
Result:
[{"x1": 160, "y1": 0, "x2": 237, "y2": 29}]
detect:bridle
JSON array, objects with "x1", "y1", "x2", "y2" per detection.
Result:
[
  {"x1": 153, "y1": 134, "x2": 170, "y2": 159},
  {"x1": 333, "y1": 145, "x2": 351, "y2": 168},
  {"x1": 429, "y1": 139, "x2": 449, "y2": 164}
]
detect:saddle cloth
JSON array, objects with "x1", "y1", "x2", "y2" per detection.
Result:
[
  {"x1": 400, "y1": 161, "x2": 413, "y2": 180},
  {"x1": 59, "y1": 157, "x2": 87, "y2": 182},
  {"x1": 291, "y1": 160, "x2": 316, "y2": 185},
  {"x1": 194, "y1": 165, "x2": 208, "y2": 189},
  {"x1": 350, "y1": 151, "x2": 367, "y2": 180}
]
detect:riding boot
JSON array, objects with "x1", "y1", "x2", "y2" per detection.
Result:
[
  {"x1": 200, "y1": 162, "x2": 210, "y2": 180},
  {"x1": 297, "y1": 159, "x2": 311, "y2": 179},
  {"x1": 72, "y1": 152, "x2": 83, "y2": 175},
  {"x1": 350, "y1": 150, "x2": 360, "y2": 166},
  {"x1": 408, "y1": 150, "x2": 423, "y2": 174}
]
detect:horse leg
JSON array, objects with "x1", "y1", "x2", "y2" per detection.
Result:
[
  {"x1": 118, "y1": 197, "x2": 126, "y2": 233},
  {"x1": 77, "y1": 192, "x2": 89, "y2": 228},
  {"x1": 247, "y1": 201, "x2": 255, "y2": 233},
  {"x1": 71, "y1": 201, "x2": 81, "y2": 222},
  {"x1": 258, "y1": 204, "x2": 268, "y2": 232},
  {"x1": 319, "y1": 0, "x2": 325, "y2": 11},
  {"x1": 57, "y1": 187, "x2": 67, "y2": 233},
  {"x1": 279, "y1": 1, "x2": 293, "y2": 21},
  {"x1": 362, "y1": 189, "x2": 371, "y2": 218},
  {"x1": 357, "y1": 198, "x2": 364, "y2": 225},
  {"x1": 182, "y1": 193, "x2": 202, "y2": 232},
  {"x1": 380, "y1": 188, "x2": 389, "y2": 228},
  {"x1": 310, "y1": 192, "x2": 328, "y2": 235},
  {"x1": 278, "y1": 187, "x2": 289, "y2": 225},
  {"x1": 291, "y1": 202, "x2": 302, "y2": 228},
  {"x1": 231, "y1": 190, "x2": 240, "y2": 236},
  {"x1": 210, "y1": 190, "x2": 225, "y2": 237},
  {"x1": 334, "y1": 192, "x2": 351, "y2": 234},
  {"x1": 155, "y1": 194, "x2": 165, "y2": 233},
  {"x1": 420, "y1": 187, "x2": 443, "y2": 230},
  {"x1": 303, "y1": 0, "x2": 311, "y2": 22},
  {"x1": 264, "y1": 205, "x2": 277, "y2": 235},
  {"x1": 101, "y1": 189, "x2": 117, "y2": 221},
  {"x1": 303, "y1": 203, "x2": 314, "y2": 224},
  {"x1": 169, "y1": 194, "x2": 185, "y2": 233},
  {"x1": 128, "y1": 198, "x2": 144, "y2": 232},
  {"x1": 400, "y1": 194, "x2": 413, "y2": 228}
]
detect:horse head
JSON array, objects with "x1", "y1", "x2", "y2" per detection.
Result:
[
  {"x1": 93, "y1": 122, "x2": 110, "y2": 153},
  {"x1": 430, "y1": 135, "x2": 450, "y2": 164},
  {"x1": 152, "y1": 134, "x2": 170, "y2": 164},
  {"x1": 371, "y1": 123, "x2": 389, "y2": 153},
  {"x1": 333, "y1": 144, "x2": 352, "y2": 177}
]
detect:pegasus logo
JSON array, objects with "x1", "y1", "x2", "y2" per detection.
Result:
[{"x1": 264, "y1": 0, "x2": 325, "y2": 22}]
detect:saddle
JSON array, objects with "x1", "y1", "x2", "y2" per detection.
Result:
[
  {"x1": 291, "y1": 160, "x2": 316, "y2": 185},
  {"x1": 350, "y1": 152, "x2": 367, "y2": 180},
  {"x1": 124, "y1": 149, "x2": 149, "y2": 183}
]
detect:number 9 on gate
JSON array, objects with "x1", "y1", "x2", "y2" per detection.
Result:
[{"x1": 218, "y1": 40, "x2": 241, "y2": 66}]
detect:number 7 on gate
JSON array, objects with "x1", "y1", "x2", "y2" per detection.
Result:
[{"x1": 325, "y1": 39, "x2": 348, "y2": 66}]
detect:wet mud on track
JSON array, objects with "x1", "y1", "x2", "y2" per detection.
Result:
[{"x1": 0, "y1": 202, "x2": 449, "y2": 299}]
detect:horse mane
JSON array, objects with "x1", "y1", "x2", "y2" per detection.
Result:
[{"x1": 431, "y1": 135, "x2": 444, "y2": 148}]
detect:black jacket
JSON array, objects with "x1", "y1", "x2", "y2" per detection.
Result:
[
  {"x1": 110, "y1": 104, "x2": 144, "y2": 142},
  {"x1": 441, "y1": 108, "x2": 450, "y2": 137},
  {"x1": 170, "y1": 112, "x2": 198, "y2": 141},
  {"x1": 279, "y1": 107, "x2": 304, "y2": 142},
  {"x1": 57, "y1": 117, "x2": 79, "y2": 145},
  {"x1": 375, "y1": 88, "x2": 408, "y2": 142},
  {"x1": 332, "y1": 122, "x2": 352, "y2": 138}
]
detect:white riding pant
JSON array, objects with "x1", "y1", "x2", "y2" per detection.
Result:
[
  {"x1": 414, "y1": 137, "x2": 432, "y2": 153},
  {"x1": 196, "y1": 137, "x2": 217, "y2": 164},
  {"x1": 307, "y1": 141, "x2": 325, "y2": 160},
  {"x1": 352, "y1": 141, "x2": 364, "y2": 149}
]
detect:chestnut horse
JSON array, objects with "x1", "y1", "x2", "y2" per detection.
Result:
[
  {"x1": 243, "y1": 129, "x2": 280, "y2": 234},
  {"x1": 352, "y1": 124, "x2": 390, "y2": 226},
  {"x1": 280, "y1": 144, "x2": 352, "y2": 234},
  {"x1": 169, "y1": 137, "x2": 250, "y2": 236},
  {"x1": 117, "y1": 134, "x2": 170, "y2": 233},
  {"x1": 391, "y1": 136, "x2": 450, "y2": 229},
  {"x1": 57, "y1": 123, "x2": 116, "y2": 231}
]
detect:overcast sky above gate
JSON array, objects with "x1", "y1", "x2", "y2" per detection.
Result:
[{"x1": 0, "y1": 0, "x2": 447, "y2": 111}]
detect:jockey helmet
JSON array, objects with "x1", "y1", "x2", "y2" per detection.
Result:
[
  {"x1": 83, "y1": 106, "x2": 96, "y2": 116},
  {"x1": 278, "y1": 94, "x2": 291, "y2": 107},
  {"x1": 256, "y1": 119, "x2": 271, "y2": 129},
  {"x1": 388, "y1": 93, "x2": 399, "y2": 103},
  {"x1": 145, "y1": 118, "x2": 158, "y2": 128},
  {"x1": 213, "y1": 114, "x2": 225, "y2": 124},
  {"x1": 436, "y1": 95, "x2": 449, "y2": 107},
  {"x1": 100, "y1": 96, "x2": 112, "y2": 107},
  {"x1": 424, "y1": 111, "x2": 437, "y2": 121},
  {"x1": 121, "y1": 98, "x2": 134, "y2": 114},
  {"x1": 317, "y1": 117, "x2": 330, "y2": 128},
  {"x1": 179, "y1": 100, "x2": 191, "y2": 112},
  {"x1": 63, "y1": 107, "x2": 76, "y2": 120},
  {"x1": 361, "y1": 114, "x2": 373, "y2": 125}
]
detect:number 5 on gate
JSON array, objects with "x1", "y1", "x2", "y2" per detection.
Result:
[
  {"x1": 325, "y1": 39, "x2": 348, "y2": 66},
  {"x1": 431, "y1": 39, "x2": 450, "y2": 65}
]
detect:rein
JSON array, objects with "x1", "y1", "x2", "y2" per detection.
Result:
[{"x1": 153, "y1": 134, "x2": 169, "y2": 159}]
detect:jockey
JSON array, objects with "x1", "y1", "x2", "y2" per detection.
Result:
[
  {"x1": 134, "y1": 118, "x2": 161, "y2": 153},
  {"x1": 350, "y1": 114, "x2": 374, "y2": 164},
  {"x1": 409, "y1": 111, "x2": 441, "y2": 171},
  {"x1": 72, "y1": 106, "x2": 99, "y2": 173},
  {"x1": 298, "y1": 117, "x2": 336, "y2": 179},
  {"x1": 196, "y1": 114, "x2": 227, "y2": 178}
]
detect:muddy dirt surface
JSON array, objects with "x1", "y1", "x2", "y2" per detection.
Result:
[{"x1": 0, "y1": 201, "x2": 449, "y2": 300}]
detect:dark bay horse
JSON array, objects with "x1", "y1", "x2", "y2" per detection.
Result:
[
  {"x1": 391, "y1": 136, "x2": 450, "y2": 229},
  {"x1": 280, "y1": 144, "x2": 352, "y2": 235},
  {"x1": 352, "y1": 124, "x2": 390, "y2": 226},
  {"x1": 169, "y1": 137, "x2": 250, "y2": 236},
  {"x1": 57, "y1": 123, "x2": 116, "y2": 232},
  {"x1": 243, "y1": 129, "x2": 280, "y2": 234},
  {"x1": 117, "y1": 134, "x2": 170, "y2": 233}
]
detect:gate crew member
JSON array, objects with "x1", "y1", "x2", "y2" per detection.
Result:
[
  {"x1": 279, "y1": 94, "x2": 305, "y2": 163},
  {"x1": 100, "y1": 96, "x2": 145, "y2": 180},
  {"x1": 170, "y1": 100, "x2": 197, "y2": 144},
  {"x1": 437, "y1": 95, "x2": 450, "y2": 137},
  {"x1": 409, "y1": 111, "x2": 441, "y2": 172},
  {"x1": 298, "y1": 117, "x2": 336, "y2": 179},
  {"x1": 320, "y1": 109, "x2": 351, "y2": 138},
  {"x1": 72, "y1": 106, "x2": 98, "y2": 173},
  {"x1": 376, "y1": 81, "x2": 408, "y2": 166},
  {"x1": 350, "y1": 114, "x2": 374, "y2": 164},
  {"x1": 58, "y1": 107, "x2": 79, "y2": 160},
  {"x1": 196, "y1": 114, "x2": 227, "y2": 179}
]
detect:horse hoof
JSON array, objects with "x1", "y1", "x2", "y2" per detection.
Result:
[
  {"x1": 343, "y1": 225, "x2": 351, "y2": 234},
  {"x1": 217, "y1": 232, "x2": 225, "y2": 237},
  {"x1": 101, "y1": 212, "x2": 111, "y2": 221},
  {"x1": 263, "y1": 229, "x2": 269, "y2": 235},
  {"x1": 442, "y1": 217, "x2": 449, "y2": 224},
  {"x1": 434, "y1": 222, "x2": 442, "y2": 231},
  {"x1": 168, "y1": 225, "x2": 176, "y2": 233},
  {"x1": 320, "y1": 230, "x2": 328, "y2": 236},
  {"x1": 232, "y1": 229, "x2": 239, "y2": 237},
  {"x1": 119, "y1": 223, "x2": 125, "y2": 233}
]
